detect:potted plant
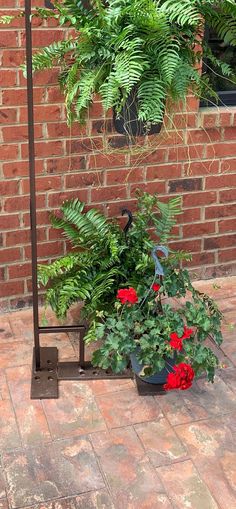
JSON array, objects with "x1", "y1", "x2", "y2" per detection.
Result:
[
  {"x1": 91, "y1": 262, "x2": 223, "y2": 391},
  {"x1": 2, "y1": 0, "x2": 236, "y2": 136}
]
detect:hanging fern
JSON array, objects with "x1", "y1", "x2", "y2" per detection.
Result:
[{"x1": 3, "y1": 0, "x2": 235, "y2": 129}]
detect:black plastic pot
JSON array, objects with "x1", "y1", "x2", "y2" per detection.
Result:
[
  {"x1": 113, "y1": 90, "x2": 163, "y2": 137},
  {"x1": 130, "y1": 349, "x2": 176, "y2": 385}
]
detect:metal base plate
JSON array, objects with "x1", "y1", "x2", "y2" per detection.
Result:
[
  {"x1": 135, "y1": 374, "x2": 166, "y2": 396},
  {"x1": 58, "y1": 361, "x2": 133, "y2": 380},
  {"x1": 31, "y1": 347, "x2": 58, "y2": 399}
]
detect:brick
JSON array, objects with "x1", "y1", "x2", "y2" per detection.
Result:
[
  {"x1": 20, "y1": 29, "x2": 64, "y2": 48},
  {"x1": 48, "y1": 189, "x2": 88, "y2": 207},
  {"x1": 4, "y1": 195, "x2": 45, "y2": 212},
  {"x1": 106, "y1": 167, "x2": 144, "y2": 185},
  {"x1": 185, "y1": 95, "x2": 199, "y2": 111},
  {"x1": 169, "y1": 239, "x2": 202, "y2": 252},
  {"x1": 0, "y1": 180, "x2": 19, "y2": 196},
  {"x1": 47, "y1": 122, "x2": 87, "y2": 138},
  {"x1": 170, "y1": 113, "x2": 197, "y2": 129},
  {"x1": 8, "y1": 263, "x2": 31, "y2": 279},
  {"x1": 22, "y1": 175, "x2": 62, "y2": 193},
  {"x1": 206, "y1": 143, "x2": 236, "y2": 158},
  {"x1": 0, "y1": 30, "x2": 18, "y2": 48},
  {"x1": 36, "y1": 241, "x2": 64, "y2": 258},
  {"x1": 5, "y1": 230, "x2": 30, "y2": 246},
  {"x1": 183, "y1": 191, "x2": 216, "y2": 207},
  {"x1": 178, "y1": 208, "x2": 201, "y2": 223},
  {"x1": 168, "y1": 144, "x2": 204, "y2": 162},
  {"x1": 89, "y1": 153, "x2": 126, "y2": 169},
  {"x1": 2, "y1": 49, "x2": 24, "y2": 67},
  {"x1": 23, "y1": 210, "x2": 50, "y2": 227},
  {"x1": 21, "y1": 140, "x2": 64, "y2": 159},
  {"x1": 185, "y1": 251, "x2": 215, "y2": 267},
  {"x1": 2, "y1": 88, "x2": 45, "y2": 106},
  {"x1": 46, "y1": 87, "x2": 64, "y2": 103},
  {"x1": 146, "y1": 163, "x2": 181, "y2": 180},
  {"x1": 91, "y1": 119, "x2": 114, "y2": 135},
  {"x1": 156, "y1": 130, "x2": 184, "y2": 147},
  {"x1": 187, "y1": 128, "x2": 221, "y2": 144},
  {"x1": 218, "y1": 248, "x2": 236, "y2": 262},
  {"x1": 221, "y1": 158, "x2": 236, "y2": 173},
  {"x1": 19, "y1": 104, "x2": 61, "y2": 123},
  {"x1": 183, "y1": 222, "x2": 216, "y2": 238},
  {"x1": 223, "y1": 127, "x2": 236, "y2": 140},
  {"x1": 1, "y1": 144, "x2": 19, "y2": 161},
  {"x1": 204, "y1": 234, "x2": 236, "y2": 250},
  {"x1": 46, "y1": 156, "x2": 86, "y2": 174},
  {"x1": 0, "y1": 215, "x2": 19, "y2": 230},
  {"x1": 68, "y1": 137, "x2": 103, "y2": 154},
  {"x1": 219, "y1": 189, "x2": 236, "y2": 203},
  {"x1": 105, "y1": 199, "x2": 137, "y2": 217},
  {"x1": 130, "y1": 149, "x2": 166, "y2": 166},
  {"x1": 205, "y1": 204, "x2": 236, "y2": 219},
  {"x1": 0, "y1": 70, "x2": 17, "y2": 87},
  {"x1": 89, "y1": 102, "x2": 105, "y2": 118},
  {"x1": 0, "y1": 248, "x2": 21, "y2": 264},
  {"x1": 201, "y1": 112, "x2": 219, "y2": 128},
  {"x1": 3, "y1": 160, "x2": 43, "y2": 178},
  {"x1": 91, "y1": 185, "x2": 127, "y2": 203},
  {"x1": 206, "y1": 174, "x2": 236, "y2": 189},
  {"x1": 0, "y1": 281, "x2": 24, "y2": 297},
  {"x1": 219, "y1": 112, "x2": 231, "y2": 126},
  {"x1": 168, "y1": 178, "x2": 202, "y2": 193},
  {"x1": 218, "y1": 218, "x2": 236, "y2": 233},
  {"x1": 130, "y1": 181, "x2": 166, "y2": 197},
  {"x1": 183, "y1": 160, "x2": 219, "y2": 176},
  {"x1": 2, "y1": 125, "x2": 42, "y2": 142},
  {"x1": 65, "y1": 172, "x2": 104, "y2": 188},
  {"x1": 0, "y1": 267, "x2": 5, "y2": 281},
  {"x1": 0, "y1": 108, "x2": 17, "y2": 124}
]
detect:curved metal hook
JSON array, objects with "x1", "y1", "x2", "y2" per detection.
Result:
[
  {"x1": 151, "y1": 245, "x2": 169, "y2": 277},
  {"x1": 122, "y1": 208, "x2": 133, "y2": 236}
]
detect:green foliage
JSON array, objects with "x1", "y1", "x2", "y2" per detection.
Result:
[{"x1": 3, "y1": 0, "x2": 235, "y2": 130}]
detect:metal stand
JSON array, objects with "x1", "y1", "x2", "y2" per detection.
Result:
[{"x1": 25, "y1": 0, "x2": 132, "y2": 399}]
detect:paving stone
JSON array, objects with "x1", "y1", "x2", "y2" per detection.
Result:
[
  {"x1": 157, "y1": 459, "x2": 218, "y2": 509},
  {"x1": 135, "y1": 419, "x2": 187, "y2": 467},
  {"x1": 0, "y1": 321, "x2": 14, "y2": 343},
  {"x1": 3, "y1": 437, "x2": 104, "y2": 509},
  {"x1": 0, "y1": 370, "x2": 10, "y2": 401},
  {"x1": 43, "y1": 381, "x2": 106, "y2": 439},
  {"x1": 219, "y1": 366, "x2": 236, "y2": 391},
  {"x1": 0, "y1": 500, "x2": 8, "y2": 509},
  {"x1": 96, "y1": 388, "x2": 162, "y2": 428},
  {"x1": 40, "y1": 333, "x2": 77, "y2": 361},
  {"x1": 0, "y1": 342, "x2": 32, "y2": 369},
  {"x1": 75, "y1": 490, "x2": 115, "y2": 509},
  {"x1": 86, "y1": 378, "x2": 134, "y2": 396},
  {"x1": 90, "y1": 427, "x2": 166, "y2": 509},
  {"x1": 175, "y1": 415, "x2": 236, "y2": 509},
  {"x1": 0, "y1": 469, "x2": 6, "y2": 499},
  {"x1": 6, "y1": 366, "x2": 51, "y2": 446},
  {"x1": 157, "y1": 375, "x2": 236, "y2": 425},
  {"x1": 0, "y1": 400, "x2": 21, "y2": 452}
]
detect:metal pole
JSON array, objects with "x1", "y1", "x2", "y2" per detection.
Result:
[{"x1": 25, "y1": 0, "x2": 41, "y2": 370}]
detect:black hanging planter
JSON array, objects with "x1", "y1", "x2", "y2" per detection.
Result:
[{"x1": 113, "y1": 89, "x2": 163, "y2": 137}]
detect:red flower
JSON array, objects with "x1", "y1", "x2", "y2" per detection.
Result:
[
  {"x1": 169, "y1": 333, "x2": 183, "y2": 351},
  {"x1": 117, "y1": 287, "x2": 138, "y2": 305},
  {"x1": 164, "y1": 363, "x2": 195, "y2": 391},
  {"x1": 169, "y1": 325, "x2": 193, "y2": 350},
  {"x1": 152, "y1": 283, "x2": 161, "y2": 292}
]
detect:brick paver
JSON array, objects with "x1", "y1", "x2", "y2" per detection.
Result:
[{"x1": 0, "y1": 276, "x2": 235, "y2": 508}]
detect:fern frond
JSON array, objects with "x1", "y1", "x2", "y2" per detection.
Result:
[
  {"x1": 31, "y1": 39, "x2": 77, "y2": 72},
  {"x1": 155, "y1": 196, "x2": 182, "y2": 244},
  {"x1": 138, "y1": 75, "x2": 166, "y2": 122}
]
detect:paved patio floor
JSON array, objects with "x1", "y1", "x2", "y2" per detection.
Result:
[{"x1": 0, "y1": 277, "x2": 236, "y2": 509}]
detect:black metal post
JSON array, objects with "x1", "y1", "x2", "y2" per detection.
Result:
[{"x1": 25, "y1": 0, "x2": 41, "y2": 371}]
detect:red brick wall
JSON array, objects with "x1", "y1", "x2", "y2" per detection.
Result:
[{"x1": 1, "y1": 1, "x2": 236, "y2": 312}]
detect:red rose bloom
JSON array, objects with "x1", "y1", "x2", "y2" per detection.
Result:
[
  {"x1": 164, "y1": 363, "x2": 195, "y2": 391},
  {"x1": 117, "y1": 287, "x2": 138, "y2": 304},
  {"x1": 152, "y1": 283, "x2": 161, "y2": 292}
]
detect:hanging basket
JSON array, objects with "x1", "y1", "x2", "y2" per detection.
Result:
[{"x1": 113, "y1": 89, "x2": 163, "y2": 137}]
